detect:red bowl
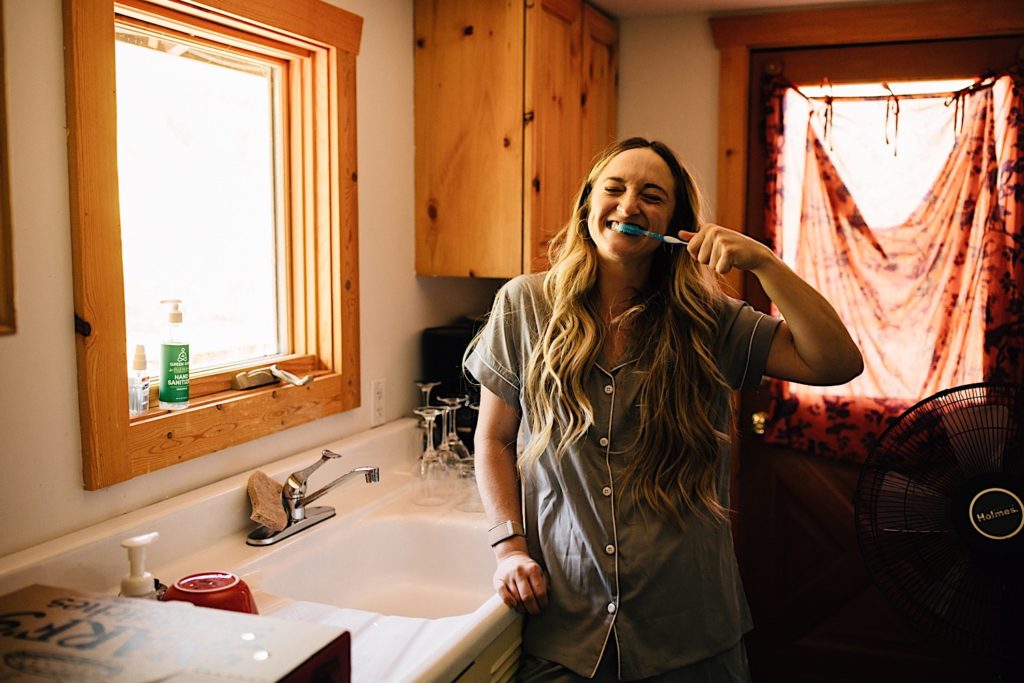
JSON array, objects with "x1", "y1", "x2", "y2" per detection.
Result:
[{"x1": 162, "y1": 571, "x2": 258, "y2": 614}]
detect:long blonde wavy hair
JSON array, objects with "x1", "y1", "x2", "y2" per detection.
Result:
[{"x1": 522, "y1": 137, "x2": 732, "y2": 526}]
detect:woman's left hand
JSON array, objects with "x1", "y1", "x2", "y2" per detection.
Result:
[{"x1": 678, "y1": 223, "x2": 775, "y2": 274}]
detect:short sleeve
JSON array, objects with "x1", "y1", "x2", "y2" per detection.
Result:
[
  {"x1": 716, "y1": 297, "x2": 782, "y2": 390},
  {"x1": 464, "y1": 277, "x2": 535, "y2": 409}
]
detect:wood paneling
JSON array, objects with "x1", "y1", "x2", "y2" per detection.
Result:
[
  {"x1": 63, "y1": 0, "x2": 133, "y2": 487},
  {"x1": 414, "y1": 0, "x2": 617, "y2": 278},
  {"x1": 710, "y1": 0, "x2": 1024, "y2": 49},
  {"x1": 414, "y1": 0, "x2": 524, "y2": 277},
  {"x1": 525, "y1": 0, "x2": 582, "y2": 273},
  {"x1": 580, "y1": 5, "x2": 618, "y2": 192}
]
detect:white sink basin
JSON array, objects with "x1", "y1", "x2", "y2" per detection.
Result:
[{"x1": 240, "y1": 513, "x2": 493, "y2": 619}]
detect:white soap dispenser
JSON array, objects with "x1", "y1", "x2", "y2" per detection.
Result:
[{"x1": 119, "y1": 531, "x2": 164, "y2": 599}]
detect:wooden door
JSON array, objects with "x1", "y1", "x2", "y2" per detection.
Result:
[
  {"x1": 580, "y1": 4, "x2": 617, "y2": 177},
  {"x1": 414, "y1": 0, "x2": 524, "y2": 277},
  {"x1": 524, "y1": 0, "x2": 582, "y2": 274},
  {"x1": 735, "y1": 37, "x2": 1023, "y2": 683}
]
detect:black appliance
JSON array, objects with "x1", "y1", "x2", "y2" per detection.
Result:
[{"x1": 421, "y1": 317, "x2": 484, "y2": 449}]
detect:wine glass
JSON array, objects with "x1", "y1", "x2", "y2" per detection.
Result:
[
  {"x1": 438, "y1": 395, "x2": 472, "y2": 461},
  {"x1": 412, "y1": 407, "x2": 446, "y2": 506},
  {"x1": 435, "y1": 406, "x2": 461, "y2": 470},
  {"x1": 414, "y1": 380, "x2": 442, "y2": 449},
  {"x1": 415, "y1": 380, "x2": 441, "y2": 407}
]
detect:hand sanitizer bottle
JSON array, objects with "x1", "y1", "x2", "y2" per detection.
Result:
[
  {"x1": 159, "y1": 299, "x2": 189, "y2": 410},
  {"x1": 128, "y1": 344, "x2": 150, "y2": 417}
]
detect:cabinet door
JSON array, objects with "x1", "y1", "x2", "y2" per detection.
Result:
[
  {"x1": 524, "y1": 0, "x2": 583, "y2": 274},
  {"x1": 414, "y1": 0, "x2": 524, "y2": 277},
  {"x1": 580, "y1": 5, "x2": 618, "y2": 175}
]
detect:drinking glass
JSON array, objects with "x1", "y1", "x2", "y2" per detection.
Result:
[
  {"x1": 435, "y1": 406, "x2": 461, "y2": 471},
  {"x1": 414, "y1": 380, "x2": 442, "y2": 449},
  {"x1": 438, "y1": 395, "x2": 472, "y2": 460},
  {"x1": 412, "y1": 407, "x2": 446, "y2": 506},
  {"x1": 415, "y1": 380, "x2": 441, "y2": 407}
]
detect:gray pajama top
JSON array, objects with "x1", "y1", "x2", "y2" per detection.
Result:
[{"x1": 465, "y1": 273, "x2": 781, "y2": 681}]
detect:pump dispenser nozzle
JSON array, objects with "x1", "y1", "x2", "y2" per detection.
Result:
[
  {"x1": 120, "y1": 531, "x2": 162, "y2": 598},
  {"x1": 160, "y1": 299, "x2": 183, "y2": 324},
  {"x1": 132, "y1": 344, "x2": 147, "y2": 372}
]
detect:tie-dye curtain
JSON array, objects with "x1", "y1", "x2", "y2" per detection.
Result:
[{"x1": 762, "y1": 69, "x2": 1024, "y2": 463}]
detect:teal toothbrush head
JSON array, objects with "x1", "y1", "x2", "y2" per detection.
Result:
[{"x1": 612, "y1": 223, "x2": 688, "y2": 245}]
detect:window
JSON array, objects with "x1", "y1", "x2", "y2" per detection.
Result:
[
  {"x1": 63, "y1": 0, "x2": 363, "y2": 489},
  {"x1": 115, "y1": 25, "x2": 286, "y2": 373}
]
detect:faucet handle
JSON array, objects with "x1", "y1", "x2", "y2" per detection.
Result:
[{"x1": 285, "y1": 449, "x2": 343, "y2": 495}]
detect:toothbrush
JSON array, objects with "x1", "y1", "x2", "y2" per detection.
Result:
[{"x1": 612, "y1": 223, "x2": 688, "y2": 245}]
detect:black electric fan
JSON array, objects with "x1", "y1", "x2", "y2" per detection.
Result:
[{"x1": 855, "y1": 382, "x2": 1024, "y2": 682}]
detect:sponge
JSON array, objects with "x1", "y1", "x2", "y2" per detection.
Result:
[{"x1": 247, "y1": 471, "x2": 287, "y2": 531}]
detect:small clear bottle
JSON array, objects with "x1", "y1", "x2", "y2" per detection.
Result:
[
  {"x1": 128, "y1": 344, "x2": 150, "y2": 417},
  {"x1": 159, "y1": 299, "x2": 190, "y2": 410}
]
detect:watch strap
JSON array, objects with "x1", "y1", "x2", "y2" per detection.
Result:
[{"x1": 487, "y1": 520, "x2": 525, "y2": 547}]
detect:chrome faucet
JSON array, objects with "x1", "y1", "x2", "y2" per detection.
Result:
[{"x1": 247, "y1": 449, "x2": 380, "y2": 546}]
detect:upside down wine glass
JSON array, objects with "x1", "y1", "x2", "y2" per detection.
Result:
[
  {"x1": 415, "y1": 380, "x2": 441, "y2": 408},
  {"x1": 415, "y1": 380, "x2": 442, "y2": 449},
  {"x1": 438, "y1": 395, "x2": 472, "y2": 461},
  {"x1": 412, "y1": 406, "x2": 446, "y2": 506}
]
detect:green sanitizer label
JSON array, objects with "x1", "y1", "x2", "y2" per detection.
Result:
[{"x1": 160, "y1": 343, "x2": 190, "y2": 404}]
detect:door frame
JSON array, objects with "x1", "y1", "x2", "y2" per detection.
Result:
[{"x1": 710, "y1": 4, "x2": 1024, "y2": 679}]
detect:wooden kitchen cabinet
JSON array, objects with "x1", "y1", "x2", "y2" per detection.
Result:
[{"x1": 414, "y1": 0, "x2": 617, "y2": 278}]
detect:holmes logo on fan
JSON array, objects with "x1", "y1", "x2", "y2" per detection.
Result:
[
  {"x1": 975, "y1": 505, "x2": 1020, "y2": 522},
  {"x1": 969, "y1": 487, "x2": 1024, "y2": 541}
]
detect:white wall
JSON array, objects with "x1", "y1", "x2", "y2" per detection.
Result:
[
  {"x1": 617, "y1": 13, "x2": 721, "y2": 220},
  {"x1": 0, "y1": 0, "x2": 502, "y2": 557}
]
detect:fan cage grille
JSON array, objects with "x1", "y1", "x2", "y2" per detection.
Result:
[{"x1": 855, "y1": 382, "x2": 1024, "y2": 657}]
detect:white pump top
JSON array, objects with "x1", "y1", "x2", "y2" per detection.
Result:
[
  {"x1": 132, "y1": 344, "x2": 147, "y2": 372},
  {"x1": 160, "y1": 299, "x2": 183, "y2": 324},
  {"x1": 120, "y1": 531, "x2": 159, "y2": 597}
]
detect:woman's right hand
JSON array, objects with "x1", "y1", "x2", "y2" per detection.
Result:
[{"x1": 493, "y1": 549, "x2": 548, "y2": 615}]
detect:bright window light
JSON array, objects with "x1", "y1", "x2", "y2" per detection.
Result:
[
  {"x1": 115, "y1": 26, "x2": 286, "y2": 375},
  {"x1": 780, "y1": 78, "x2": 974, "y2": 260}
]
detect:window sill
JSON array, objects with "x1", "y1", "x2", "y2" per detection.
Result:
[{"x1": 119, "y1": 371, "x2": 347, "y2": 483}]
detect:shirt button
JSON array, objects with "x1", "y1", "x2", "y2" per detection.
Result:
[
  {"x1": 604, "y1": 385, "x2": 614, "y2": 395},
  {"x1": 602, "y1": 486, "x2": 612, "y2": 497},
  {"x1": 607, "y1": 602, "x2": 617, "y2": 614},
  {"x1": 605, "y1": 544, "x2": 615, "y2": 555},
  {"x1": 599, "y1": 437, "x2": 609, "y2": 447}
]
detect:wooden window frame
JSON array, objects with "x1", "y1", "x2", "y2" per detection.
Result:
[{"x1": 63, "y1": 0, "x2": 362, "y2": 489}]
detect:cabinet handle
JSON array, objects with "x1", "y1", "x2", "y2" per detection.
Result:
[{"x1": 523, "y1": 111, "x2": 535, "y2": 123}]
